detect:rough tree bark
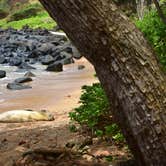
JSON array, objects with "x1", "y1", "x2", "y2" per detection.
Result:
[
  {"x1": 153, "y1": 0, "x2": 166, "y2": 24},
  {"x1": 39, "y1": 0, "x2": 166, "y2": 165},
  {"x1": 136, "y1": 0, "x2": 146, "y2": 19}
]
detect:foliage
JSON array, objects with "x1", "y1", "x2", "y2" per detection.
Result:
[
  {"x1": 69, "y1": 83, "x2": 125, "y2": 143},
  {"x1": 0, "y1": 1, "x2": 55, "y2": 29},
  {"x1": 0, "y1": 11, "x2": 56, "y2": 29},
  {"x1": 0, "y1": 0, "x2": 9, "y2": 10},
  {"x1": 9, "y1": 3, "x2": 43, "y2": 21},
  {"x1": 135, "y1": 8, "x2": 166, "y2": 69},
  {"x1": 0, "y1": 8, "x2": 8, "y2": 19}
]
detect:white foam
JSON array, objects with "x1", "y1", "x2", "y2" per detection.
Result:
[{"x1": 49, "y1": 31, "x2": 67, "y2": 37}]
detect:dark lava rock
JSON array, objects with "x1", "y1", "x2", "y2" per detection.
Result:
[
  {"x1": 18, "y1": 62, "x2": 36, "y2": 70},
  {"x1": 0, "y1": 70, "x2": 6, "y2": 78},
  {"x1": 71, "y1": 46, "x2": 82, "y2": 59},
  {"x1": 24, "y1": 71, "x2": 36, "y2": 77},
  {"x1": 0, "y1": 56, "x2": 6, "y2": 64},
  {"x1": 41, "y1": 55, "x2": 55, "y2": 65},
  {"x1": 0, "y1": 28, "x2": 80, "y2": 75},
  {"x1": 59, "y1": 52, "x2": 73, "y2": 65},
  {"x1": 78, "y1": 65, "x2": 85, "y2": 70},
  {"x1": 7, "y1": 82, "x2": 32, "y2": 90},
  {"x1": 60, "y1": 51, "x2": 72, "y2": 59},
  {"x1": 9, "y1": 57, "x2": 22, "y2": 66},
  {"x1": 29, "y1": 58, "x2": 37, "y2": 64},
  {"x1": 51, "y1": 45, "x2": 68, "y2": 56},
  {"x1": 62, "y1": 57, "x2": 74, "y2": 65},
  {"x1": 37, "y1": 43, "x2": 55, "y2": 54},
  {"x1": 14, "y1": 77, "x2": 33, "y2": 83},
  {"x1": 28, "y1": 49, "x2": 41, "y2": 58},
  {"x1": 46, "y1": 62, "x2": 63, "y2": 72}
]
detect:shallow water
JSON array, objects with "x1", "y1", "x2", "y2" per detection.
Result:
[{"x1": 0, "y1": 58, "x2": 97, "y2": 113}]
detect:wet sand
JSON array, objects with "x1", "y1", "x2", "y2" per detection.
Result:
[
  {"x1": 0, "y1": 58, "x2": 97, "y2": 113},
  {"x1": 0, "y1": 58, "x2": 99, "y2": 165}
]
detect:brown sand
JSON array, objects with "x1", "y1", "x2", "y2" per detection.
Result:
[{"x1": 0, "y1": 58, "x2": 98, "y2": 165}]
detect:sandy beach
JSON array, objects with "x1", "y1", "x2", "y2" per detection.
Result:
[{"x1": 0, "y1": 58, "x2": 98, "y2": 165}]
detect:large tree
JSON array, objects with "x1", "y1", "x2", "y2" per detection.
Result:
[
  {"x1": 39, "y1": 0, "x2": 166, "y2": 165},
  {"x1": 153, "y1": 0, "x2": 166, "y2": 24}
]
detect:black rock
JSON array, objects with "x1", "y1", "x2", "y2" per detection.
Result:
[
  {"x1": 0, "y1": 70, "x2": 6, "y2": 78},
  {"x1": 71, "y1": 46, "x2": 82, "y2": 59},
  {"x1": 62, "y1": 57, "x2": 74, "y2": 65},
  {"x1": 41, "y1": 55, "x2": 55, "y2": 65},
  {"x1": 7, "y1": 82, "x2": 32, "y2": 90},
  {"x1": 29, "y1": 58, "x2": 37, "y2": 64},
  {"x1": 28, "y1": 49, "x2": 41, "y2": 58},
  {"x1": 60, "y1": 51, "x2": 72, "y2": 59},
  {"x1": 18, "y1": 62, "x2": 36, "y2": 70},
  {"x1": 0, "y1": 56, "x2": 6, "y2": 64},
  {"x1": 37, "y1": 43, "x2": 55, "y2": 54},
  {"x1": 59, "y1": 52, "x2": 73, "y2": 65},
  {"x1": 78, "y1": 65, "x2": 85, "y2": 70},
  {"x1": 14, "y1": 77, "x2": 32, "y2": 83},
  {"x1": 9, "y1": 57, "x2": 22, "y2": 66},
  {"x1": 24, "y1": 71, "x2": 36, "y2": 77},
  {"x1": 46, "y1": 62, "x2": 63, "y2": 72},
  {"x1": 54, "y1": 55, "x2": 64, "y2": 61},
  {"x1": 52, "y1": 45, "x2": 65, "y2": 55}
]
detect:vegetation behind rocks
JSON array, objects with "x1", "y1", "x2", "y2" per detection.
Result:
[{"x1": 0, "y1": 0, "x2": 55, "y2": 29}]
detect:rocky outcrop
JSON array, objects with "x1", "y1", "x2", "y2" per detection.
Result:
[
  {"x1": 14, "y1": 77, "x2": 33, "y2": 83},
  {"x1": 7, "y1": 82, "x2": 32, "y2": 90},
  {"x1": 18, "y1": 62, "x2": 36, "y2": 70},
  {"x1": 0, "y1": 27, "x2": 83, "y2": 90},
  {"x1": 0, "y1": 70, "x2": 6, "y2": 78},
  {"x1": 46, "y1": 62, "x2": 63, "y2": 72},
  {"x1": 24, "y1": 71, "x2": 36, "y2": 77},
  {"x1": 0, "y1": 27, "x2": 81, "y2": 72},
  {"x1": 41, "y1": 54, "x2": 55, "y2": 65}
]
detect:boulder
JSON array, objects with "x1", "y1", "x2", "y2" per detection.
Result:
[
  {"x1": 29, "y1": 58, "x2": 37, "y2": 64},
  {"x1": 24, "y1": 71, "x2": 36, "y2": 77},
  {"x1": 7, "y1": 83, "x2": 32, "y2": 90},
  {"x1": 46, "y1": 62, "x2": 63, "y2": 72},
  {"x1": 0, "y1": 56, "x2": 6, "y2": 64},
  {"x1": 0, "y1": 70, "x2": 6, "y2": 78},
  {"x1": 71, "y1": 46, "x2": 82, "y2": 59},
  {"x1": 59, "y1": 51, "x2": 73, "y2": 65},
  {"x1": 18, "y1": 62, "x2": 36, "y2": 70},
  {"x1": 60, "y1": 51, "x2": 72, "y2": 59},
  {"x1": 9, "y1": 57, "x2": 22, "y2": 66},
  {"x1": 62, "y1": 57, "x2": 74, "y2": 65},
  {"x1": 37, "y1": 43, "x2": 55, "y2": 54},
  {"x1": 41, "y1": 55, "x2": 55, "y2": 65},
  {"x1": 25, "y1": 41, "x2": 36, "y2": 51},
  {"x1": 14, "y1": 77, "x2": 32, "y2": 84},
  {"x1": 28, "y1": 49, "x2": 41, "y2": 58},
  {"x1": 51, "y1": 45, "x2": 67, "y2": 56}
]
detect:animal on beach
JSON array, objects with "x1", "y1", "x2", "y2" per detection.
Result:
[{"x1": 0, "y1": 109, "x2": 54, "y2": 123}]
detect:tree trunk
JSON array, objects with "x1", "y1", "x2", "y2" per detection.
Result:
[
  {"x1": 39, "y1": 0, "x2": 166, "y2": 165},
  {"x1": 153, "y1": 0, "x2": 166, "y2": 24},
  {"x1": 136, "y1": 0, "x2": 146, "y2": 19}
]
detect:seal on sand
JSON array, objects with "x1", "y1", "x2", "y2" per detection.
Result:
[{"x1": 0, "y1": 109, "x2": 54, "y2": 123}]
